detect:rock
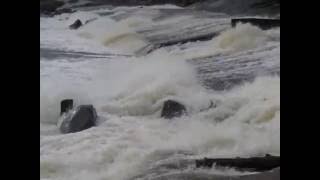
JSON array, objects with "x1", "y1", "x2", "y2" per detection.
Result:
[
  {"x1": 231, "y1": 18, "x2": 280, "y2": 30},
  {"x1": 40, "y1": 0, "x2": 65, "y2": 15},
  {"x1": 158, "y1": 32, "x2": 219, "y2": 49},
  {"x1": 161, "y1": 100, "x2": 186, "y2": 119},
  {"x1": 69, "y1": 19, "x2": 82, "y2": 30},
  {"x1": 195, "y1": 154, "x2": 280, "y2": 172},
  {"x1": 58, "y1": 100, "x2": 97, "y2": 133}
]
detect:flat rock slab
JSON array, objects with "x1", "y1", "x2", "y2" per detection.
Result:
[{"x1": 195, "y1": 155, "x2": 280, "y2": 171}]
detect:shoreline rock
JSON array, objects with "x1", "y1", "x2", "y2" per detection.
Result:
[{"x1": 195, "y1": 154, "x2": 280, "y2": 172}]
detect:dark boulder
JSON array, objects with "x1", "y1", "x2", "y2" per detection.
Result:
[
  {"x1": 161, "y1": 100, "x2": 186, "y2": 119},
  {"x1": 69, "y1": 19, "x2": 82, "y2": 30},
  {"x1": 195, "y1": 154, "x2": 280, "y2": 172},
  {"x1": 231, "y1": 18, "x2": 280, "y2": 30},
  {"x1": 59, "y1": 99, "x2": 97, "y2": 133}
]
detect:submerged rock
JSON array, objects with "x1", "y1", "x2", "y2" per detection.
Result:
[
  {"x1": 69, "y1": 19, "x2": 82, "y2": 30},
  {"x1": 195, "y1": 154, "x2": 280, "y2": 172},
  {"x1": 161, "y1": 100, "x2": 186, "y2": 119},
  {"x1": 58, "y1": 99, "x2": 97, "y2": 133}
]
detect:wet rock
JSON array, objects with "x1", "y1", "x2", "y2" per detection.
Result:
[
  {"x1": 69, "y1": 19, "x2": 82, "y2": 30},
  {"x1": 158, "y1": 32, "x2": 219, "y2": 48},
  {"x1": 161, "y1": 100, "x2": 186, "y2": 119},
  {"x1": 58, "y1": 99, "x2": 97, "y2": 133},
  {"x1": 231, "y1": 18, "x2": 280, "y2": 30},
  {"x1": 195, "y1": 154, "x2": 280, "y2": 172}
]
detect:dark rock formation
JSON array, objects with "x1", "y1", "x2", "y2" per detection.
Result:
[
  {"x1": 59, "y1": 99, "x2": 97, "y2": 133},
  {"x1": 40, "y1": 0, "x2": 65, "y2": 15},
  {"x1": 231, "y1": 18, "x2": 280, "y2": 30},
  {"x1": 161, "y1": 100, "x2": 186, "y2": 119},
  {"x1": 158, "y1": 32, "x2": 219, "y2": 48},
  {"x1": 195, "y1": 154, "x2": 280, "y2": 172},
  {"x1": 69, "y1": 19, "x2": 83, "y2": 29}
]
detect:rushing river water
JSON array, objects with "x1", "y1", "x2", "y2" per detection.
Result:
[{"x1": 40, "y1": 3, "x2": 279, "y2": 180}]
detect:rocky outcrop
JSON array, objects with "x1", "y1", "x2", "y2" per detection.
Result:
[
  {"x1": 195, "y1": 154, "x2": 280, "y2": 172},
  {"x1": 58, "y1": 99, "x2": 97, "y2": 133},
  {"x1": 161, "y1": 100, "x2": 187, "y2": 119}
]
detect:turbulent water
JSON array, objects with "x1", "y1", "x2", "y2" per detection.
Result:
[{"x1": 40, "y1": 3, "x2": 280, "y2": 180}]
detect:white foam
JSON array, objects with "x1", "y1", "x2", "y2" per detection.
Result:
[
  {"x1": 167, "y1": 23, "x2": 279, "y2": 60},
  {"x1": 41, "y1": 6, "x2": 279, "y2": 180}
]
